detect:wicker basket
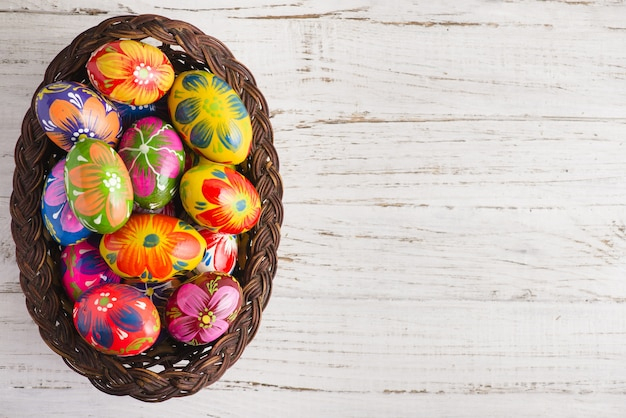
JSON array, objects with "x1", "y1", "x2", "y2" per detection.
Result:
[{"x1": 10, "y1": 14, "x2": 283, "y2": 402}]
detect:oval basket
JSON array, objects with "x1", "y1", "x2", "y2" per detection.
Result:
[{"x1": 10, "y1": 14, "x2": 283, "y2": 402}]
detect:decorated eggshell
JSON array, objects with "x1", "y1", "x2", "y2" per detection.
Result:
[
  {"x1": 86, "y1": 40, "x2": 175, "y2": 106},
  {"x1": 35, "y1": 81, "x2": 121, "y2": 151},
  {"x1": 165, "y1": 271, "x2": 243, "y2": 345},
  {"x1": 41, "y1": 158, "x2": 92, "y2": 246},
  {"x1": 168, "y1": 70, "x2": 252, "y2": 165},
  {"x1": 61, "y1": 235, "x2": 121, "y2": 302},
  {"x1": 116, "y1": 95, "x2": 168, "y2": 130},
  {"x1": 65, "y1": 138, "x2": 134, "y2": 234},
  {"x1": 99, "y1": 214, "x2": 207, "y2": 282},
  {"x1": 118, "y1": 116, "x2": 185, "y2": 210},
  {"x1": 179, "y1": 162, "x2": 261, "y2": 234},
  {"x1": 73, "y1": 283, "x2": 160, "y2": 356},
  {"x1": 194, "y1": 227, "x2": 238, "y2": 274}
]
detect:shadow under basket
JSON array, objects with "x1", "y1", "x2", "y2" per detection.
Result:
[{"x1": 10, "y1": 14, "x2": 283, "y2": 402}]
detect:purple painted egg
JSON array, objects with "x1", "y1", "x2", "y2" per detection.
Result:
[
  {"x1": 194, "y1": 227, "x2": 238, "y2": 274},
  {"x1": 118, "y1": 117, "x2": 185, "y2": 210},
  {"x1": 61, "y1": 235, "x2": 121, "y2": 302},
  {"x1": 41, "y1": 158, "x2": 92, "y2": 246},
  {"x1": 73, "y1": 283, "x2": 161, "y2": 356},
  {"x1": 35, "y1": 81, "x2": 121, "y2": 151},
  {"x1": 165, "y1": 271, "x2": 243, "y2": 345}
]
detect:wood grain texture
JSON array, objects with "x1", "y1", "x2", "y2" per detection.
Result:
[{"x1": 2, "y1": 0, "x2": 626, "y2": 416}]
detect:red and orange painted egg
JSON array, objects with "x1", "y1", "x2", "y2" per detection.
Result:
[
  {"x1": 73, "y1": 283, "x2": 161, "y2": 356},
  {"x1": 165, "y1": 271, "x2": 243, "y2": 345},
  {"x1": 61, "y1": 236, "x2": 121, "y2": 302},
  {"x1": 168, "y1": 70, "x2": 252, "y2": 165},
  {"x1": 64, "y1": 138, "x2": 133, "y2": 234},
  {"x1": 41, "y1": 158, "x2": 92, "y2": 246},
  {"x1": 99, "y1": 214, "x2": 207, "y2": 282},
  {"x1": 118, "y1": 116, "x2": 185, "y2": 210},
  {"x1": 35, "y1": 81, "x2": 121, "y2": 151},
  {"x1": 87, "y1": 40, "x2": 175, "y2": 106},
  {"x1": 194, "y1": 227, "x2": 238, "y2": 274},
  {"x1": 179, "y1": 162, "x2": 261, "y2": 234}
]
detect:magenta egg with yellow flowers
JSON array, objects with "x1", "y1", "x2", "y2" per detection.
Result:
[
  {"x1": 99, "y1": 214, "x2": 207, "y2": 282},
  {"x1": 179, "y1": 162, "x2": 261, "y2": 234}
]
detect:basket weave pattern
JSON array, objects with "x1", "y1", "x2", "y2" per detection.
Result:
[{"x1": 10, "y1": 15, "x2": 283, "y2": 402}]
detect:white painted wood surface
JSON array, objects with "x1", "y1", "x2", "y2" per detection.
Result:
[{"x1": 2, "y1": 0, "x2": 626, "y2": 416}]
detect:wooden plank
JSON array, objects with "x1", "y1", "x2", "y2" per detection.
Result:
[{"x1": 2, "y1": 0, "x2": 626, "y2": 416}]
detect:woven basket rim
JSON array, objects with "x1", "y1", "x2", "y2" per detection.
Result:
[{"x1": 10, "y1": 14, "x2": 283, "y2": 402}]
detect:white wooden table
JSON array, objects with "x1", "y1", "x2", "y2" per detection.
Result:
[{"x1": 2, "y1": 1, "x2": 626, "y2": 416}]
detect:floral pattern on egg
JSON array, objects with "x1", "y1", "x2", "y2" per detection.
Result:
[
  {"x1": 35, "y1": 81, "x2": 121, "y2": 151},
  {"x1": 118, "y1": 116, "x2": 185, "y2": 210},
  {"x1": 73, "y1": 283, "x2": 160, "y2": 356},
  {"x1": 194, "y1": 227, "x2": 238, "y2": 274},
  {"x1": 61, "y1": 236, "x2": 121, "y2": 302},
  {"x1": 41, "y1": 158, "x2": 91, "y2": 246},
  {"x1": 168, "y1": 70, "x2": 252, "y2": 165},
  {"x1": 179, "y1": 162, "x2": 261, "y2": 234},
  {"x1": 64, "y1": 139, "x2": 133, "y2": 234},
  {"x1": 165, "y1": 272, "x2": 243, "y2": 345},
  {"x1": 87, "y1": 40, "x2": 175, "y2": 106},
  {"x1": 100, "y1": 214, "x2": 207, "y2": 282}
]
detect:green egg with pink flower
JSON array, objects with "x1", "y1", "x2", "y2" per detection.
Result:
[
  {"x1": 64, "y1": 138, "x2": 134, "y2": 234},
  {"x1": 165, "y1": 271, "x2": 243, "y2": 345}
]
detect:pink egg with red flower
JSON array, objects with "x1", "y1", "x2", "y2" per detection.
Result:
[
  {"x1": 165, "y1": 271, "x2": 243, "y2": 345},
  {"x1": 73, "y1": 283, "x2": 161, "y2": 356}
]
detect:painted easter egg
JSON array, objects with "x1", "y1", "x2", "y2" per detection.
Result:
[
  {"x1": 99, "y1": 214, "x2": 207, "y2": 282},
  {"x1": 118, "y1": 116, "x2": 185, "y2": 210},
  {"x1": 179, "y1": 162, "x2": 261, "y2": 234},
  {"x1": 35, "y1": 81, "x2": 121, "y2": 151},
  {"x1": 73, "y1": 283, "x2": 161, "y2": 356},
  {"x1": 165, "y1": 271, "x2": 243, "y2": 345},
  {"x1": 116, "y1": 95, "x2": 168, "y2": 130},
  {"x1": 60, "y1": 235, "x2": 121, "y2": 302},
  {"x1": 194, "y1": 227, "x2": 238, "y2": 274},
  {"x1": 86, "y1": 40, "x2": 175, "y2": 106},
  {"x1": 168, "y1": 70, "x2": 252, "y2": 165},
  {"x1": 64, "y1": 138, "x2": 134, "y2": 234},
  {"x1": 41, "y1": 158, "x2": 92, "y2": 246}
]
